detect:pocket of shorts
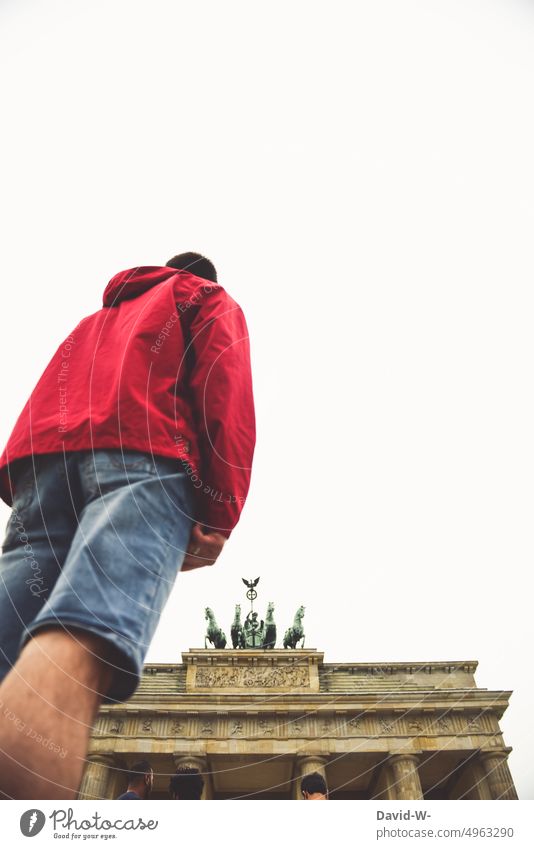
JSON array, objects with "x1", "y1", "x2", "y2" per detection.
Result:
[
  {"x1": 9, "y1": 463, "x2": 37, "y2": 513},
  {"x1": 2, "y1": 467, "x2": 36, "y2": 550},
  {"x1": 80, "y1": 450, "x2": 158, "y2": 503},
  {"x1": 101, "y1": 450, "x2": 157, "y2": 475}
]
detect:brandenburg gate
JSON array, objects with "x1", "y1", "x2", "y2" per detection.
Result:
[{"x1": 78, "y1": 586, "x2": 517, "y2": 800}]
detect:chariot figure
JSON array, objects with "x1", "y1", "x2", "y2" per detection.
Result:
[{"x1": 243, "y1": 610, "x2": 263, "y2": 648}]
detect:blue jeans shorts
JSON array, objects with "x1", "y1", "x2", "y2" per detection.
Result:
[{"x1": 0, "y1": 450, "x2": 194, "y2": 702}]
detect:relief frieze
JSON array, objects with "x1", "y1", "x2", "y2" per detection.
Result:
[
  {"x1": 194, "y1": 665, "x2": 310, "y2": 689},
  {"x1": 102, "y1": 709, "x2": 486, "y2": 741}
]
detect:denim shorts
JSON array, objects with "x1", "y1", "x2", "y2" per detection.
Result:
[{"x1": 0, "y1": 450, "x2": 194, "y2": 702}]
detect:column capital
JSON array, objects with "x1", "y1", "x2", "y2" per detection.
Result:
[
  {"x1": 388, "y1": 753, "x2": 421, "y2": 766},
  {"x1": 173, "y1": 754, "x2": 207, "y2": 772},
  {"x1": 85, "y1": 753, "x2": 116, "y2": 768},
  {"x1": 479, "y1": 747, "x2": 512, "y2": 762},
  {"x1": 296, "y1": 755, "x2": 329, "y2": 769}
]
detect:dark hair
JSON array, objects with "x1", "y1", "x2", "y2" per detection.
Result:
[
  {"x1": 169, "y1": 766, "x2": 205, "y2": 799},
  {"x1": 165, "y1": 252, "x2": 217, "y2": 283},
  {"x1": 301, "y1": 771, "x2": 327, "y2": 796},
  {"x1": 128, "y1": 760, "x2": 152, "y2": 785}
]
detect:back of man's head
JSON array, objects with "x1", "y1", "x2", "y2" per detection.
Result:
[
  {"x1": 127, "y1": 760, "x2": 153, "y2": 794},
  {"x1": 300, "y1": 771, "x2": 328, "y2": 799},
  {"x1": 165, "y1": 252, "x2": 217, "y2": 283},
  {"x1": 169, "y1": 766, "x2": 205, "y2": 799}
]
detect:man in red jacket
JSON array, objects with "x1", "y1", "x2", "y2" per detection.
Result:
[{"x1": 0, "y1": 253, "x2": 255, "y2": 799}]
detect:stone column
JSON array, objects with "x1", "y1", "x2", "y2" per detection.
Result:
[
  {"x1": 173, "y1": 755, "x2": 212, "y2": 800},
  {"x1": 106, "y1": 758, "x2": 128, "y2": 801},
  {"x1": 479, "y1": 750, "x2": 518, "y2": 800},
  {"x1": 77, "y1": 754, "x2": 116, "y2": 800},
  {"x1": 294, "y1": 755, "x2": 328, "y2": 799},
  {"x1": 450, "y1": 758, "x2": 492, "y2": 800},
  {"x1": 388, "y1": 754, "x2": 423, "y2": 800},
  {"x1": 371, "y1": 761, "x2": 397, "y2": 800}
]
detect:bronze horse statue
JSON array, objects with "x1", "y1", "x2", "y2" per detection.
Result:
[
  {"x1": 205, "y1": 607, "x2": 227, "y2": 649},
  {"x1": 263, "y1": 601, "x2": 276, "y2": 649},
  {"x1": 231, "y1": 604, "x2": 245, "y2": 649},
  {"x1": 283, "y1": 605, "x2": 305, "y2": 649}
]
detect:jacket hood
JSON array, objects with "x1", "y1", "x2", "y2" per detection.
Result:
[{"x1": 103, "y1": 266, "x2": 191, "y2": 307}]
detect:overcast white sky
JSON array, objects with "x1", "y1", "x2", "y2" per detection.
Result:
[{"x1": 0, "y1": 0, "x2": 533, "y2": 799}]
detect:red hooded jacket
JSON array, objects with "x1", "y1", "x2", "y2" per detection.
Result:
[{"x1": 0, "y1": 266, "x2": 256, "y2": 538}]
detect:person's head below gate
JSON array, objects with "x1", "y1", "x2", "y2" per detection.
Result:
[
  {"x1": 300, "y1": 771, "x2": 328, "y2": 800},
  {"x1": 169, "y1": 766, "x2": 205, "y2": 799},
  {"x1": 117, "y1": 760, "x2": 154, "y2": 800}
]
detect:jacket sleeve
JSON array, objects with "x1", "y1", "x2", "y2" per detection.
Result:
[{"x1": 186, "y1": 287, "x2": 256, "y2": 538}]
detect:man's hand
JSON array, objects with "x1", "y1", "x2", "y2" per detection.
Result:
[{"x1": 181, "y1": 523, "x2": 227, "y2": 572}]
